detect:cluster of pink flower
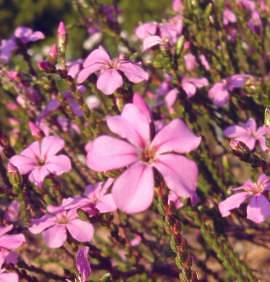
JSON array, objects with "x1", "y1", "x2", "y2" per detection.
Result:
[{"x1": 0, "y1": 0, "x2": 269, "y2": 280}]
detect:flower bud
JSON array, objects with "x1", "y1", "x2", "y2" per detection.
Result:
[
  {"x1": 7, "y1": 163, "x2": 21, "y2": 187},
  {"x1": 48, "y1": 43, "x2": 57, "y2": 64}
]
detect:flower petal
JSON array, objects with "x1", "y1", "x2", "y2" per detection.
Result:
[
  {"x1": 83, "y1": 46, "x2": 110, "y2": 67},
  {"x1": 142, "y1": 35, "x2": 162, "y2": 51},
  {"x1": 96, "y1": 194, "x2": 117, "y2": 213},
  {"x1": 152, "y1": 119, "x2": 201, "y2": 154},
  {"x1": 121, "y1": 104, "x2": 151, "y2": 146},
  {"x1": 28, "y1": 166, "x2": 50, "y2": 185},
  {"x1": 112, "y1": 163, "x2": 154, "y2": 213},
  {"x1": 29, "y1": 214, "x2": 56, "y2": 234},
  {"x1": 45, "y1": 155, "x2": 72, "y2": 175},
  {"x1": 247, "y1": 195, "x2": 270, "y2": 223},
  {"x1": 8, "y1": 155, "x2": 36, "y2": 175},
  {"x1": 97, "y1": 69, "x2": 123, "y2": 95},
  {"x1": 40, "y1": 136, "x2": 65, "y2": 159},
  {"x1": 0, "y1": 234, "x2": 25, "y2": 250},
  {"x1": 76, "y1": 247, "x2": 91, "y2": 282},
  {"x1": 42, "y1": 224, "x2": 67, "y2": 248},
  {"x1": 154, "y1": 154, "x2": 198, "y2": 199},
  {"x1": 67, "y1": 219, "x2": 94, "y2": 242},
  {"x1": 118, "y1": 62, "x2": 149, "y2": 83},
  {"x1": 77, "y1": 64, "x2": 104, "y2": 84},
  {"x1": 0, "y1": 272, "x2": 19, "y2": 282},
  {"x1": 218, "y1": 192, "x2": 249, "y2": 217},
  {"x1": 87, "y1": 136, "x2": 137, "y2": 172}
]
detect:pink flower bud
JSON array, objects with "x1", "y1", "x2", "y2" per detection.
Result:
[{"x1": 48, "y1": 43, "x2": 57, "y2": 63}]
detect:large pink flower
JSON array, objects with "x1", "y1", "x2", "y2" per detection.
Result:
[
  {"x1": 219, "y1": 174, "x2": 270, "y2": 223},
  {"x1": 29, "y1": 199, "x2": 94, "y2": 248},
  {"x1": 9, "y1": 136, "x2": 72, "y2": 186},
  {"x1": 77, "y1": 46, "x2": 149, "y2": 95},
  {"x1": 87, "y1": 103, "x2": 201, "y2": 213},
  {"x1": 224, "y1": 118, "x2": 267, "y2": 151}
]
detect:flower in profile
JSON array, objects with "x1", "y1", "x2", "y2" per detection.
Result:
[
  {"x1": 87, "y1": 102, "x2": 201, "y2": 213},
  {"x1": 14, "y1": 27, "x2": 45, "y2": 44},
  {"x1": 29, "y1": 199, "x2": 94, "y2": 248},
  {"x1": 77, "y1": 46, "x2": 148, "y2": 95},
  {"x1": 9, "y1": 136, "x2": 72, "y2": 186},
  {"x1": 181, "y1": 77, "x2": 209, "y2": 98},
  {"x1": 223, "y1": 8, "x2": 237, "y2": 26},
  {"x1": 135, "y1": 18, "x2": 182, "y2": 51},
  {"x1": 208, "y1": 74, "x2": 250, "y2": 107},
  {"x1": 219, "y1": 174, "x2": 270, "y2": 223},
  {"x1": 76, "y1": 247, "x2": 91, "y2": 282},
  {"x1": 224, "y1": 118, "x2": 267, "y2": 151}
]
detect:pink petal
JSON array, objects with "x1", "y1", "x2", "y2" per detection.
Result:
[
  {"x1": 0, "y1": 272, "x2": 18, "y2": 282},
  {"x1": 135, "y1": 22, "x2": 157, "y2": 39},
  {"x1": 154, "y1": 154, "x2": 198, "y2": 198},
  {"x1": 218, "y1": 192, "x2": 249, "y2": 217},
  {"x1": 208, "y1": 81, "x2": 229, "y2": 107},
  {"x1": 181, "y1": 80, "x2": 196, "y2": 98},
  {"x1": 87, "y1": 136, "x2": 137, "y2": 172},
  {"x1": 77, "y1": 64, "x2": 104, "y2": 84},
  {"x1": 106, "y1": 116, "x2": 144, "y2": 147},
  {"x1": 8, "y1": 155, "x2": 36, "y2": 175},
  {"x1": 0, "y1": 226, "x2": 13, "y2": 237},
  {"x1": 234, "y1": 136, "x2": 256, "y2": 150},
  {"x1": 165, "y1": 88, "x2": 179, "y2": 109},
  {"x1": 83, "y1": 46, "x2": 110, "y2": 67},
  {"x1": 0, "y1": 234, "x2": 25, "y2": 250},
  {"x1": 28, "y1": 166, "x2": 50, "y2": 185},
  {"x1": 152, "y1": 119, "x2": 201, "y2": 154},
  {"x1": 121, "y1": 104, "x2": 151, "y2": 146},
  {"x1": 45, "y1": 155, "x2": 72, "y2": 175},
  {"x1": 247, "y1": 195, "x2": 270, "y2": 223},
  {"x1": 29, "y1": 31, "x2": 45, "y2": 42},
  {"x1": 40, "y1": 136, "x2": 65, "y2": 159},
  {"x1": 96, "y1": 194, "x2": 117, "y2": 213},
  {"x1": 43, "y1": 224, "x2": 67, "y2": 248},
  {"x1": 29, "y1": 214, "x2": 56, "y2": 234},
  {"x1": 142, "y1": 35, "x2": 162, "y2": 51},
  {"x1": 97, "y1": 69, "x2": 123, "y2": 95},
  {"x1": 223, "y1": 125, "x2": 248, "y2": 138},
  {"x1": 118, "y1": 62, "x2": 149, "y2": 83},
  {"x1": 132, "y1": 93, "x2": 152, "y2": 121},
  {"x1": 112, "y1": 163, "x2": 154, "y2": 213},
  {"x1": 67, "y1": 219, "x2": 94, "y2": 242}
]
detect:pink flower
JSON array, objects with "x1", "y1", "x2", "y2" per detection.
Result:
[
  {"x1": 223, "y1": 8, "x2": 237, "y2": 26},
  {"x1": 208, "y1": 74, "x2": 250, "y2": 107},
  {"x1": 29, "y1": 199, "x2": 94, "y2": 248},
  {"x1": 219, "y1": 174, "x2": 270, "y2": 223},
  {"x1": 77, "y1": 46, "x2": 148, "y2": 95},
  {"x1": 135, "y1": 19, "x2": 182, "y2": 51},
  {"x1": 76, "y1": 247, "x2": 91, "y2": 282},
  {"x1": 87, "y1": 103, "x2": 201, "y2": 213},
  {"x1": 181, "y1": 77, "x2": 209, "y2": 98},
  {"x1": 14, "y1": 27, "x2": 45, "y2": 44},
  {"x1": 224, "y1": 118, "x2": 267, "y2": 151},
  {"x1": 69, "y1": 179, "x2": 117, "y2": 214},
  {"x1": 0, "y1": 225, "x2": 25, "y2": 267},
  {"x1": 9, "y1": 136, "x2": 72, "y2": 186}
]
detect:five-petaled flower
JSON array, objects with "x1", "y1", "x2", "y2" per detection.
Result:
[
  {"x1": 9, "y1": 136, "x2": 72, "y2": 186},
  {"x1": 77, "y1": 46, "x2": 149, "y2": 95},
  {"x1": 219, "y1": 174, "x2": 270, "y2": 223},
  {"x1": 87, "y1": 102, "x2": 201, "y2": 213}
]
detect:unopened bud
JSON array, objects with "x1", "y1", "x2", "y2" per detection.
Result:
[
  {"x1": 28, "y1": 122, "x2": 44, "y2": 139},
  {"x1": 38, "y1": 60, "x2": 55, "y2": 72},
  {"x1": 265, "y1": 107, "x2": 270, "y2": 126},
  {"x1": 48, "y1": 43, "x2": 57, "y2": 64}
]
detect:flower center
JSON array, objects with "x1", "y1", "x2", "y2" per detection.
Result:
[
  {"x1": 109, "y1": 58, "x2": 121, "y2": 69},
  {"x1": 247, "y1": 183, "x2": 264, "y2": 195},
  {"x1": 140, "y1": 146, "x2": 156, "y2": 164},
  {"x1": 56, "y1": 213, "x2": 69, "y2": 224}
]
